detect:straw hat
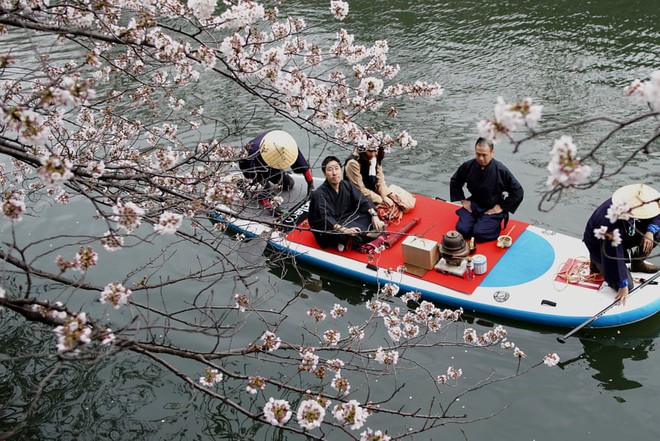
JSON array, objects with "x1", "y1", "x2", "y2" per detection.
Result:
[
  {"x1": 612, "y1": 183, "x2": 660, "y2": 219},
  {"x1": 259, "y1": 130, "x2": 298, "y2": 169}
]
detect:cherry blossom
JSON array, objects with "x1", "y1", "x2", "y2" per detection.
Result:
[
  {"x1": 153, "y1": 211, "x2": 184, "y2": 235},
  {"x1": 323, "y1": 329, "x2": 341, "y2": 346},
  {"x1": 100, "y1": 282, "x2": 132, "y2": 309},
  {"x1": 2, "y1": 191, "x2": 26, "y2": 222},
  {"x1": 330, "y1": 0, "x2": 349, "y2": 21},
  {"x1": 374, "y1": 347, "x2": 399, "y2": 365},
  {"x1": 307, "y1": 307, "x2": 327, "y2": 321},
  {"x1": 330, "y1": 304, "x2": 347, "y2": 318},
  {"x1": 263, "y1": 398, "x2": 292, "y2": 426},
  {"x1": 296, "y1": 399, "x2": 325, "y2": 430},
  {"x1": 101, "y1": 231, "x2": 124, "y2": 252},
  {"x1": 74, "y1": 246, "x2": 98, "y2": 272},
  {"x1": 331, "y1": 373, "x2": 351, "y2": 395},
  {"x1": 199, "y1": 367, "x2": 223, "y2": 387},
  {"x1": 625, "y1": 70, "x2": 660, "y2": 110},
  {"x1": 513, "y1": 347, "x2": 527, "y2": 359},
  {"x1": 299, "y1": 347, "x2": 319, "y2": 372},
  {"x1": 53, "y1": 312, "x2": 92, "y2": 353},
  {"x1": 234, "y1": 293, "x2": 249, "y2": 312},
  {"x1": 37, "y1": 154, "x2": 74, "y2": 187},
  {"x1": 332, "y1": 399, "x2": 368, "y2": 430},
  {"x1": 360, "y1": 428, "x2": 391, "y2": 441},
  {"x1": 246, "y1": 376, "x2": 266, "y2": 394},
  {"x1": 593, "y1": 226, "x2": 622, "y2": 247},
  {"x1": 605, "y1": 201, "x2": 631, "y2": 223},
  {"x1": 477, "y1": 97, "x2": 543, "y2": 143},
  {"x1": 260, "y1": 331, "x2": 281, "y2": 352},
  {"x1": 543, "y1": 353, "x2": 561, "y2": 367},
  {"x1": 111, "y1": 202, "x2": 145, "y2": 233},
  {"x1": 546, "y1": 135, "x2": 592, "y2": 189},
  {"x1": 379, "y1": 283, "x2": 400, "y2": 298}
]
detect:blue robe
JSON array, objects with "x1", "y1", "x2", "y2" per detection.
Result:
[{"x1": 583, "y1": 198, "x2": 660, "y2": 288}]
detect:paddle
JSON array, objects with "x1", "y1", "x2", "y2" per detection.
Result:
[{"x1": 557, "y1": 271, "x2": 660, "y2": 343}]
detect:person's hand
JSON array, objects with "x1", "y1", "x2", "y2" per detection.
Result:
[
  {"x1": 615, "y1": 286, "x2": 629, "y2": 306},
  {"x1": 383, "y1": 196, "x2": 395, "y2": 206},
  {"x1": 344, "y1": 227, "x2": 361, "y2": 235},
  {"x1": 641, "y1": 231, "x2": 654, "y2": 254},
  {"x1": 306, "y1": 180, "x2": 315, "y2": 196},
  {"x1": 485, "y1": 204, "x2": 503, "y2": 215},
  {"x1": 461, "y1": 200, "x2": 472, "y2": 212},
  {"x1": 372, "y1": 217, "x2": 385, "y2": 232}
]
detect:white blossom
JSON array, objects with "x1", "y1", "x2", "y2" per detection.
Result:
[
  {"x1": 543, "y1": 353, "x2": 560, "y2": 367},
  {"x1": 263, "y1": 398, "x2": 292, "y2": 426},
  {"x1": 296, "y1": 399, "x2": 325, "y2": 430},
  {"x1": 153, "y1": 211, "x2": 183, "y2": 235},
  {"x1": 330, "y1": 0, "x2": 349, "y2": 20}
]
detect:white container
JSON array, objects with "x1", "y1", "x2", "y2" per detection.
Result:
[{"x1": 472, "y1": 254, "x2": 487, "y2": 275}]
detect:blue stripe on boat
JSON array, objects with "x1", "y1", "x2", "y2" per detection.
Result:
[{"x1": 482, "y1": 230, "x2": 555, "y2": 287}]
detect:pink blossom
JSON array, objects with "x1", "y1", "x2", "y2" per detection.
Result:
[
  {"x1": 513, "y1": 347, "x2": 527, "y2": 359},
  {"x1": 307, "y1": 307, "x2": 327, "y2": 321},
  {"x1": 219, "y1": 0, "x2": 265, "y2": 29}
]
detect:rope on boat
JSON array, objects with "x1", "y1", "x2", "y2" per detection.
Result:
[{"x1": 553, "y1": 256, "x2": 603, "y2": 291}]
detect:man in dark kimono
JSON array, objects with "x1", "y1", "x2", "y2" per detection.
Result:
[
  {"x1": 450, "y1": 137, "x2": 524, "y2": 242},
  {"x1": 309, "y1": 156, "x2": 384, "y2": 250},
  {"x1": 239, "y1": 130, "x2": 314, "y2": 209},
  {"x1": 583, "y1": 183, "x2": 660, "y2": 305}
]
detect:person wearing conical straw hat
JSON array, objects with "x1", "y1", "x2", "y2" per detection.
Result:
[
  {"x1": 583, "y1": 183, "x2": 660, "y2": 304},
  {"x1": 239, "y1": 130, "x2": 314, "y2": 209}
]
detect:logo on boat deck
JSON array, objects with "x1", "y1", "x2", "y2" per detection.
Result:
[
  {"x1": 493, "y1": 291, "x2": 510, "y2": 302},
  {"x1": 281, "y1": 200, "x2": 310, "y2": 228}
]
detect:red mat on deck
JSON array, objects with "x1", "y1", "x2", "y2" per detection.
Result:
[
  {"x1": 553, "y1": 258, "x2": 605, "y2": 291},
  {"x1": 286, "y1": 194, "x2": 529, "y2": 294}
]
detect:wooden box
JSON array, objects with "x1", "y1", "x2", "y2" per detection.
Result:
[{"x1": 402, "y1": 236, "x2": 440, "y2": 271}]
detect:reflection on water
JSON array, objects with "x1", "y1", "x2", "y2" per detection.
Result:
[
  {"x1": 267, "y1": 250, "x2": 375, "y2": 305},
  {"x1": 559, "y1": 335, "x2": 655, "y2": 392}
]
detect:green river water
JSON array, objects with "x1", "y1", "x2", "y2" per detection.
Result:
[{"x1": 1, "y1": 0, "x2": 659, "y2": 439}]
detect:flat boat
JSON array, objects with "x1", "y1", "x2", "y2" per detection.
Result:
[{"x1": 211, "y1": 174, "x2": 660, "y2": 329}]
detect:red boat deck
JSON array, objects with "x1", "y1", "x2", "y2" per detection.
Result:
[{"x1": 286, "y1": 195, "x2": 528, "y2": 294}]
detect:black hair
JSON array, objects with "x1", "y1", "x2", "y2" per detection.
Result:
[
  {"x1": 358, "y1": 146, "x2": 385, "y2": 165},
  {"x1": 475, "y1": 137, "x2": 494, "y2": 151},
  {"x1": 321, "y1": 155, "x2": 342, "y2": 173}
]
